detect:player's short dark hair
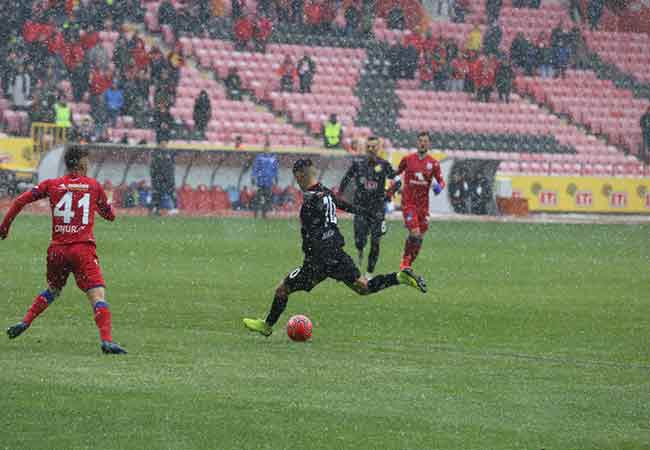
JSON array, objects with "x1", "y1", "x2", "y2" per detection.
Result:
[
  {"x1": 367, "y1": 136, "x2": 379, "y2": 142},
  {"x1": 292, "y1": 158, "x2": 313, "y2": 174},
  {"x1": 64, "y1": 145, "x2": 89, "y2": 171},
  {"x1": 418, "y1": 131, "x2": 430, "y2": 139}
]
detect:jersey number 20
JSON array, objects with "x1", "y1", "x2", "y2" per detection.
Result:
[
  {"x1": 54, "y1": 192, "x2": 90, "y2": 225},
  {"x1": 323, "y1": 195, "x2": 337, "y2": 225}
]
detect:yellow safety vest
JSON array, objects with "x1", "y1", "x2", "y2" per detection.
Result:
[
  {"x1": 324, "y1": 122, "x2": 341, "y2": 146},
  {"x1": 54, "y1": 104, "x2": 72, "y2": 128}
]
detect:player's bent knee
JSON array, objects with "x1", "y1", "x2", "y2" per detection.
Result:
[{"x1": 86, "y1": 287, "x2": 106, "y2": 303}]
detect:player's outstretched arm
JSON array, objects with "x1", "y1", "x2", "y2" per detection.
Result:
[
  {"x1": 0, "y1": 190, "x2": 44, "y2": 239},
  {"x1": 338, "y1": 161, "x2": 356, "y2": 194},
  {"x1": 96, "y1": 184, "x2": 116, "y2": 222}
]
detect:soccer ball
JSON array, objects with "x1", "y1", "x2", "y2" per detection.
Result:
[{"x1": 287, "y1": 315, "x2": 313, "y2": 342}]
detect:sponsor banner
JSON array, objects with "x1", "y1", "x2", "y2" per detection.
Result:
[
  {"x1": 0, "y1": 138, "x2": 37, "y2": 172},
  {"x1": 509, "y1": 175, "x2": 650, "y2": 213}
]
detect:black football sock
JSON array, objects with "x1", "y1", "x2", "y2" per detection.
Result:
[
  {"x1": 367, "y1": 238, "x2": 381, "y2": 273},
  {"x1": 265, "y1": 292, "x2": 288, "y2": 327},
  {"x1": 367, "y1": 273, "x2": 399, "y2": 293}
]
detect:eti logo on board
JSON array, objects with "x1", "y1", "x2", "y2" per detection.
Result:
[
  {"x1": 609, "y1": 191, "x2": 627, "y2": 208},
  {"x1": 574, "y1": 191, "x2": 593, "y2": 207},
  {"x1": 539, "y1": 190, "x2": 558, "y2": 206}
]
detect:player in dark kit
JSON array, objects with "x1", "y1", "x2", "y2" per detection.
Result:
[
  {"x1": 243, "y1": 158, "x2": 427, "y2": 337},
  {"x1": 0, "y1": 146, "x2": 127, "y2": 354},
  {"x1": 339, "y1": 136, "x2": 400, "y2": 277}
]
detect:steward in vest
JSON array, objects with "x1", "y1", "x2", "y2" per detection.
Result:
[
  {"x1": 54, "y1": 98, "x2": 74, "y2": 132},
  {"x1": 323, "y1": 113, "x2": 343, "y2": 148}
]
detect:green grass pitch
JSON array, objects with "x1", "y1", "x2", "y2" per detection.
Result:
[{"x1": 1, "y1": 215, "x2": 649, "y2": 450}]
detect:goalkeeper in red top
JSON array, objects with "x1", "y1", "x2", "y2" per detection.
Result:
[
  {"x1": 0, "y1": 146, "x2": 127, "y2": 354},
  {"x1": 393, "y1": 132, "x2": 445, "y2": 270}
]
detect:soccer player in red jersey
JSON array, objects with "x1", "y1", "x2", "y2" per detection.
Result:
[
  {"x1": 394, "y1": 132, "x2": 446, "y2": 270},
  {"x1": 0, "y1": 146, "x2": 127, "y2": 354}
]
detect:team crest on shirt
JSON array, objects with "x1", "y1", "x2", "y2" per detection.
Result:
[
  {"x1": 426, "y1": 162, "x2": 433, "y2": 170},
  {"x1": 374, "y1": 164, "x2": 382, "y2": 173}
]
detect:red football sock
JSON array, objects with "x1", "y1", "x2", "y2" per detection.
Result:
[
  {"x1": 22, "y1": 293, "x2": 52, "y2": 325},
  {"x1": 403, "y1": 236, "x2": 423, "y2": 266},
  {"x1": 93, "y1": 301, "x2": 113, "y2": 342}
]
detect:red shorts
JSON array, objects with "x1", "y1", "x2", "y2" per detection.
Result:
[
  {"x1": 46, "y1": 243, "x2": 106, "y2": 292},
  {"x1": 402, "y1": 205, "x2": 429, "y2": 234}
]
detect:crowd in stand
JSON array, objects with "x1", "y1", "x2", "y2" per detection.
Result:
[
  {"x1": 386, "y1": 16, "x2": 586, "y2": 104},
  {"x1": 0, "y1": 0, "x2": 193, "y2": 143}
]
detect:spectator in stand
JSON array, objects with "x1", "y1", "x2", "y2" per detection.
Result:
[
  {"x1": 304, "y1": 0, "x2": 323, "y2": 34},
  {"x1": 433, "y1": 38, "x2": 449, "y2": 91},
  {"x1": 361, "y1": 0, "x2": 375, "y2": 37},
  {"x1": 640, "y1": 106, "x2": 650, "y2": 163},
  {"x1": 320, "y1": 0, "x2": 336, "y2": 33},
  {"x1": 453, "y1": 0, "x2": 468, "y2": 22},
  {"x1": 450, "y1": 51, "x2": 468, "y2": 91},
  {"x1": 254, "y1": 14, "x2": 273, "y2": 52},
  {"x1": 64, "y1": 39, "x2": 87, "y2": 102},
  {"x1": 495, "y1": 56, "x2": 513, "y2": 103},
  {"x1": 344, "y1": 4, "x2": 361, "y2": 36},
  {"x1": 297, "y1": 53, "x2": 316, "y2": 93},
  {"x1": 466, "y1": 51, "x2": 481, "y2": 93},
  {"x1": 486, "y1": 0, "x2": 502, "y2": 23},
  {"x1": 568, "y1": 0, "x2": 582, "y2": 23},
  {"x1": 10, "y1": 64, "x2": 31, "y2": 109},
  {"x1": 483, "y1": 20, "x2": 502, "y2": 56},
  {"x1": 322, "y1": 113, "x2": 343, "y2": 148},
  {"x1": 251, "y1": 150, "x2": 279, "y2": 219},
  {"x1": 158, "y1": 0, "x2": 177, "y2": 29},
  {"x1": 278, "y1": 55, "x2": 297, "y2": 92},
  {"x1": 569, "y1": 26, "x2": 589, "y2": 69},
  {"x1": 419, "y1": 53, "x2": 434, "y2": 89},
  {"x1": 404, "y1": 42, "x2": 419, "y2": 80},
  {"x1": 154, "y1": 102, "x2": 175, "y2": 145},
  {"x1": 587, "y1": 0, "x2": 604, "y2": 31},
  {"x1": 537, "y1": 33, "x2": 554, "y2": 78},
  {"x1": 234, "y1": 14, "x2": 255, "y2": 50},
  {"x1": 476, "y1": 54, "x2": 496, "y2": 102},
  {"x1": 387, "y1": 4, "x2": 405, "y2": 30},
  {"x1": 154, "y1": 68, "x2": 176, "y2": 109},
  {"x1": 510, "y1": 32, "x2": 528, "y2": 70},
  {"x1": 149, "y1": 45, "x2": 166, "y2": 81},
  {"x1": 235, "y1": 135, "x2": 244, "y2": 149},
  {"x1": 554, "y1": 34, "x2": 571, "y2": 78},
  {"x1": 89, "y1": 66, "x2": 112, "y2": 112},
  {"x1": 135, "y1": 67, "x2": 151, "y2": 104},
  {"x1": 290, "y1": 0, "x2": 304, "y2": 25},
  {"x1": 113, "y1": 31, "x2": 129, "y2": 76},
  {"x1": 91, "y1": 93, "x2": 108, "y2": 140},
  {"x1": 131, "y1": 34, "x2": 150, "y2": 72},
  {"x1": 232, "y1": 0, "x2": 245, "y2": 19},
  {"x1": 466, "y1": 24, "x2": 482, "y2": 52},
  {"x1": 193, "y1": 90, "x2": 211, "y2": 138},
  {"x1": 104, "y1": 80, "x2": 124, "y2": 127},
  {"x1": 225, "y1": 67, "x2": 243, "y2": 100}
]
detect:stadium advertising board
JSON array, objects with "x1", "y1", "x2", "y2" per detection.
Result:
[{"x1": 510, "y1": 175, "x2": 650, "y2": 213}]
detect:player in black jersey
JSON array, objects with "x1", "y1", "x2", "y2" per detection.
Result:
[
  {"x1": 339, "y1": 137, "x2": 401, "y2": 277},
  {"x1": 243, "y1": 158, "x2": 426, "y2": 337}
]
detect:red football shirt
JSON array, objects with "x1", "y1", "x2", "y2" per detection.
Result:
[
  {"x1": 396, "y1": 152, "x2": 444, "y2": 209},
  {"x1": 1, "y1": 174, "x2": 115, "y2": 245}
]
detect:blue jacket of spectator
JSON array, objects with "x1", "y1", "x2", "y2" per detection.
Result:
[
  {"x1": 252, "y1": 153, "x2": 278, "y2": 189},
  {"x1": 105, "y1": 88, "x2": 124, "y2": 112}
]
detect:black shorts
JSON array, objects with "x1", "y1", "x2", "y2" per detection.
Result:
[
  {"x1": 353, "y1": 214, "x2": 386, "y2": 248},
  {"x1": 284, "y1": 249, "x2": 361, "y2": 293},
  {"x1": 255, "y1": 186, "x2": 273, "y2": 212}
]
